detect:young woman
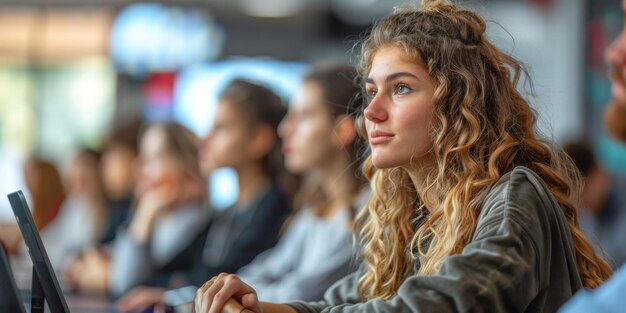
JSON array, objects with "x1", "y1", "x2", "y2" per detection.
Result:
[
  {"x1": 194, "y1": 1, "x2": 612, "y2": 313},
  {"x1": 116, "y1": 79, "x2": 293, "y2": 312},
  {"x1": 67, "y1": 122, "x2": 209, "y2": 294},
  {"x1": 108, "y1": 122, "x2": 209, "y2": 295},
  {"x1": 42, "y1": 148, "x2": 108, "y2": 273},
  {"x1": 234, "y1": 65, "x2": 365, "y2": 302}
]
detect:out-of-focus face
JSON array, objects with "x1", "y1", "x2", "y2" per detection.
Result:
[
  {"x1": 605, "y1": 0, "x2": 626, "y2": 107},
  {"x1": 66, "y1": 154, "x2": 95, "y2": 195},
  {"x1": 364, "y1": 44, "x2": 435, "y2": 169},
  {"x1": 101, "y1": 145, "x2": 135, "y2": 199},
  {"x1": 134, "y1": 127, "x2": 183, "y2": 198},
  {"x1": 279, "y1": 81, "x2": 337, "y2": 174},
  {"x1": 199, "y1": 101, "x2": 251, "y2": 176}
]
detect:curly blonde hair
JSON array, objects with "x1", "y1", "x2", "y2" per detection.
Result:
[{"x1": 354, "y1": 0, "x2": 612, "y2": 300}]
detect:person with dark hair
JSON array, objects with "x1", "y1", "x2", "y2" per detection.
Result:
[
  {"x1": 233, "y1": 64, "x2": 366, "y2": 303},
  {"x1": 42, "y1": 148, "x2": 109, "y2": 273},
  {"x1": 99, "y1": 119, "x2": 142, "y2": 245},
  {"x1": 62, "y1": 120, "x2": 142, "y2": 294},
  {"x1": 116, "y1": 79, "x2": 293, "y2": 312},
  {"x1": 195, "y1": 1, "x2": 612, "y2": 313}
]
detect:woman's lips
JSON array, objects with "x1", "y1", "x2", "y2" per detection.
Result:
[{"x1": 369, "y1": 130, "x2": 394, "y2": 145}]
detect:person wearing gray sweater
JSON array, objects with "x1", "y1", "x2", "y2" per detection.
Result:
[
  {"x1": 193, "y1": 2, "x2": 613, "y2": 313},
  {"x1": 231, "y1": 64, "x2": 366, "y2": 303},
  {"x1": 285, "y1": 167, "x2": 584, "y2": 312},
  {"x1": 237, "y1": 206, "x2": 356, "y2": 303}
]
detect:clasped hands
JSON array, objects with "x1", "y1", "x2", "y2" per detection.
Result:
[{"x1": 194, "y1": 273, "x2": 261, "y2": 313}]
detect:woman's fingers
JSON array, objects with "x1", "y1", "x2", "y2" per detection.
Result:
[
  {"x1": 223, "y1": 298, "x2": 245, "y2": 313},
  {"x1": 209, "y1": 274, "x2": 259, "y2": 313},
  {"x1": 194, "y1": 273, "x2": 259, "y2": 313},
  {"x1": 196, "y1": 273, "x2": 227, "y2": 313},
  {"x1": 240, "y1": 293, "x2": 260, "y2": 311}
]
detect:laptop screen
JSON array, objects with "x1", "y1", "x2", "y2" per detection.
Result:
[
  {"x1": 0, "y1": 244, "x2": 26, "y2": 313},
  {"x1": 8, "y1": 190, "x2": 71, "y2": 313}
]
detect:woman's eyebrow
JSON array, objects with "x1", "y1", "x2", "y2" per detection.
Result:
[{"x1": 365, "y1": 72, "x2": 420, "y2": 84}]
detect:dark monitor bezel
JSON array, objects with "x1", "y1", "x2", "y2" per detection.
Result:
[{"x1": 8, "y1": 190, "x2": 70, "y2": 313}]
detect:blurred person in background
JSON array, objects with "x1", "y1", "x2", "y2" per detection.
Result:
[
  {"x1": 604, "y1": 3, "x2": 626, "y2": 142},
  {"x1": 62, "y1": 120, "x2": 140, "y2": 294},
  {"x1": 67, "y1": 122, "x2": 210, "y2": 295},
  {"x1": 0, "y1": 157, "x2": 66, "y2": 254},
  {"x1": 233, "y1": 64, "x2": 366, "y2": 303},
  {"x1": 24, "y1": 157, "x2": 66, "y2": 231},
  {"x1": 559, "y1": 1, "x2": 626, "y2": 311},
  {"x1": 99, "y1": 120, "x2": 142, "y2": 245},
  {"x1": 42, "y1": 148, "x2": 109, "y2": 274},
  {"x1": 117, "y1": 79, "x2": 294, "y2": 312},
  {"x1": 563, "y1": 141, "x2": 626, "y2": 268}
]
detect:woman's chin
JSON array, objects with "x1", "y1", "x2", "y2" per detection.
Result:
[{"x1": 371, "y1": 155, "x2": 397, "y2": 170}]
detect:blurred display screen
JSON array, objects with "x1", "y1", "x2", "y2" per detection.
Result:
[{"x1": 110, "y1": 3, "x2": 224, "y2": 75}]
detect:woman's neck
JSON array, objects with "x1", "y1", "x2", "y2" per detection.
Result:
[
  {"x1": 236, "y1": 162, "x2": 270, "y2": 209},
  {"x1": 316, "y1": 151, "x2": 357, "y2": 218}
]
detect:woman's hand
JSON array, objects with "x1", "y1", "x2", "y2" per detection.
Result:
[
  {"x1": 129, "y1": 184, "x2": 179, "y2": 243},
  {"x1": 67, "y1": 248, "x2": 111, "y2": 294},
  {"x1": 195, "y1": 273, "x2": 261, "y2": 313}
]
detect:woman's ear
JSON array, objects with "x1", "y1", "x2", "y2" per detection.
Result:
[
  {"x1": 332, "y1": 115, "x2": 356, "y2": 148},
  {"x1": 247, "y1": 124, "x2": 276, "y2": 160}
]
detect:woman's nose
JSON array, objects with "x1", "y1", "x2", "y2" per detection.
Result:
[{"x1": 363, "y1": 94, "x2": 388, "y2": 123}]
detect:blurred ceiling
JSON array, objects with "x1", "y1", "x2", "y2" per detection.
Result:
[{"x1": 0, "y1": 0, "x2": 402, "y2": 62}]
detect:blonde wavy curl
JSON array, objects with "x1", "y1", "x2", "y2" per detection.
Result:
[{"x1": 354, "y1": 0, "x2": 612, "y2": 300}]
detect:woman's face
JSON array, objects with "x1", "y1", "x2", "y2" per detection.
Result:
[
  {"x1": 101, "y1": 145, "x2": 135, "y2": 199},
  {"x1": 364, "y1": 44, "x2": 436, "y2": 169},
  {"x1": 66, "y1": 154, "x2": 96, "y2": 195},
  {"x1": 199, "y1": 101, "x2": 250, "y2": 175},
  {"x1": 135, "y1": 127, "x2": 183, "y2": 197},
  {"x1": 279, "y1": 81, "x2": 337, "y2": 174}
]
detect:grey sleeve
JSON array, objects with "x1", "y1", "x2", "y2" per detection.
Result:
[
  {"x1": 286, "y1": 214, "x2": 542, "y2": 313},
  {"x1": 237, "y1": 215, "x2": 304, "y2": 287},
  {"x1": 286, "y1": 269, "x2": 362, "y2": 313},
  {"x1": 109, "y1": 205, "x2": 210, "y2": 296},
  {"x1": 109, "y1": 230, "x2": 155, "y2": 296},
  {"x1": 253, "y1": 231, "x2": 355, "y2": 302}
]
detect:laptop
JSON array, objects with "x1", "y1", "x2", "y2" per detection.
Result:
[
  {"x1": 8, "y1": 190, "x2": 71, "y2": 313},
  {"x1": 0, "y1": 243, "x2": 27, "y2": 313}
]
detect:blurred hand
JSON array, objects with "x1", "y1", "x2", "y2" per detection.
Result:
[
  {"x1": 64, "y1": 254, "x2": 84, "y2": 290},
  {"x1": 195, "y1": 273, "x2": 261, "y2": 313},
  {"x1": 0, "y1": 223, "x2": 23, "y2": 254},
  {"x1": 70, "y1": 248, "x2": 110, "y2": 294},
  {"x1": 129, "y1": 184, "x2": 179, "y2": 243},
  {"x1": 116, "y1": 286, "x2": 166, "y2": 313}
]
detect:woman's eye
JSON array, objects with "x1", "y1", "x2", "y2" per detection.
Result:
[
  {"x1": 366, "y1": 89, "x2": 377, "y2": 99},
  {"x1": 395, "y1": 84, "x2": 411, "y2": 95}
]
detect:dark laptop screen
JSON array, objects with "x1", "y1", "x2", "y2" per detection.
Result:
[{"x1": 8, "y1": 190, "x2": 70, "y2": 313}]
